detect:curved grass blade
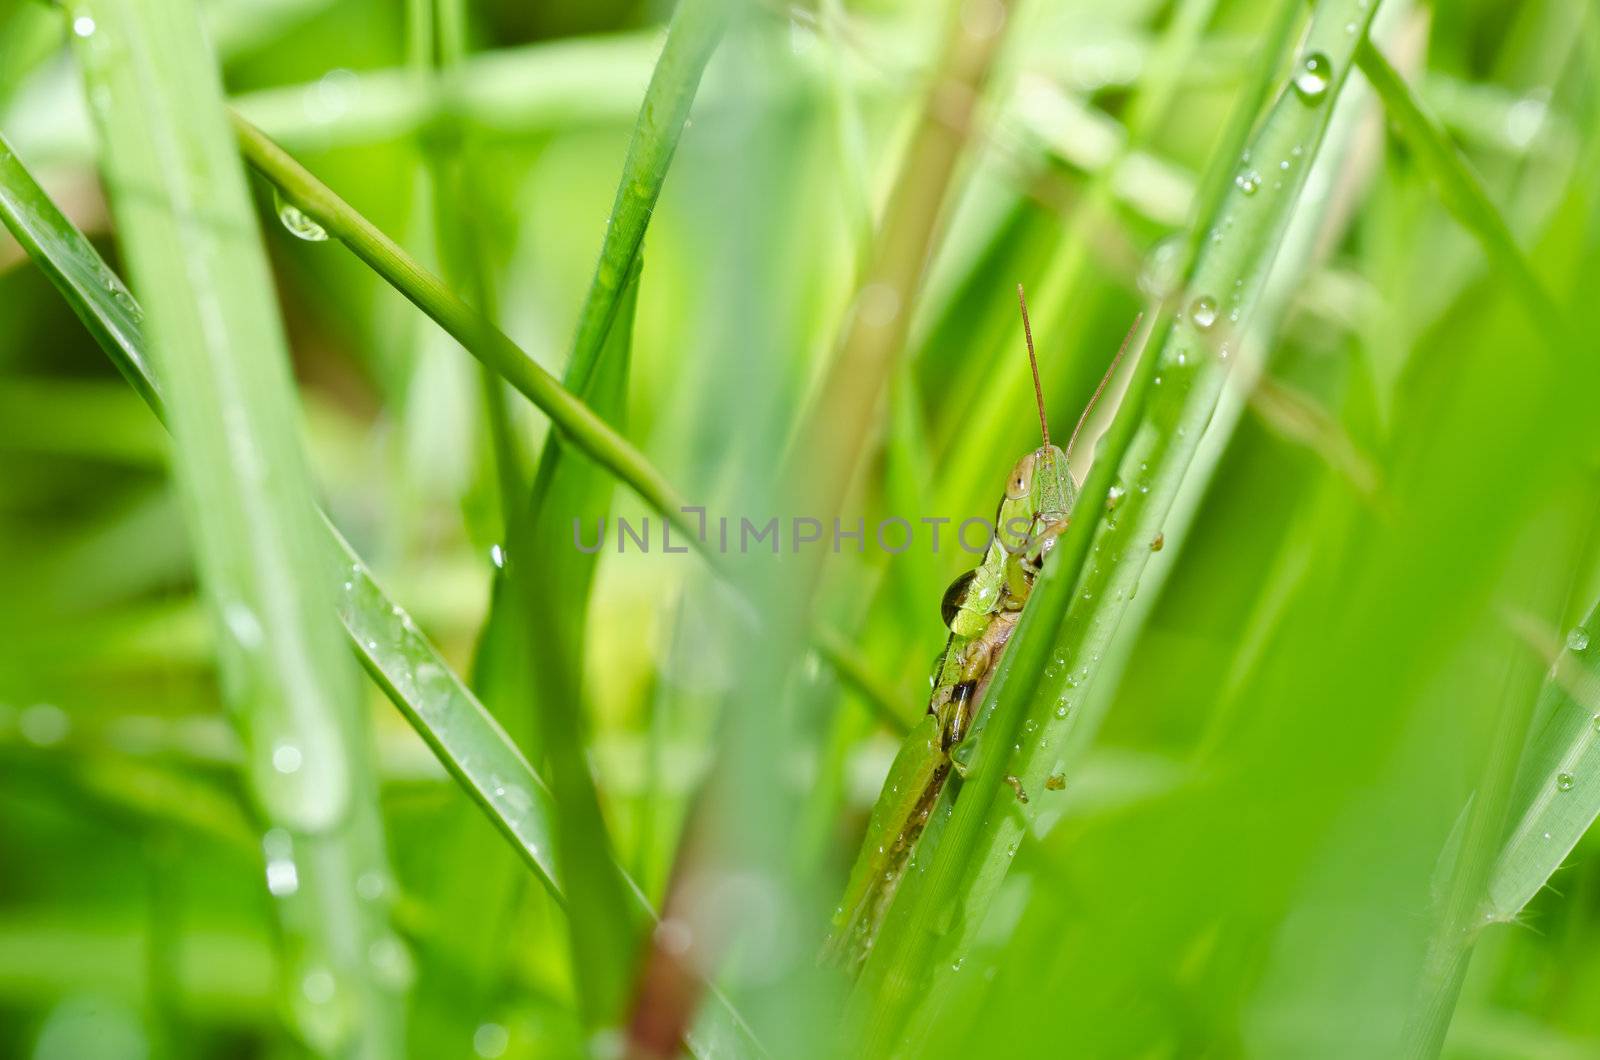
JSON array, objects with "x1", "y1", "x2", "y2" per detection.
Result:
[
  {"x1": 65, "y1": 1, "x2": 400, "y2": 1053},
  {"x1": 564, "y1": 0, "x2": 728, "y2": 395},
  {"x1": 1355, "y1": 37, "x2": 1566, "y2": 343},
  {"x1": 850, "y1": 0, "x2": 1385, "y2": 1050},
  {"x1": 0, "y1": 128, "x2": 561, "y2": 899},
  {"x1": 1487, "y1": 600, "x2": 1600, "y2": 918}
]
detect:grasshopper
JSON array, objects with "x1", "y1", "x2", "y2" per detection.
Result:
[{"x1": 825, "y1": 287, "x2": 1135, "y2": 970}]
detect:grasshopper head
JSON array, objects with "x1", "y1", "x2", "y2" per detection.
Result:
[{"x1": 1005, "y1": 444, "x2": 1074, "y2": 521}]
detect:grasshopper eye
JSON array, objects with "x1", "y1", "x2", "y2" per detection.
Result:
[
  {"x1": 941, "y1": 569, "x2": 976, "y2": 628},
  {"x1": 1005, "y1": 453, "x2": 1036, "y2": 500}
]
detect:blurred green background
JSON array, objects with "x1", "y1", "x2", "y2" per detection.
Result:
[{"x1": 2, "y1": 0, "x2": 1599, "y2": 1057}]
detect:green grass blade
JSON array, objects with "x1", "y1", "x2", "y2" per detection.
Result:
[
  {"x1": 476, "y1": 7, "x2": 727, "y2": 1025},
  {"x1": 65, "y1": 1, "x2": 399, "y2": 1054},
  {"x1": 850, "y1": 0, "x2": 1379, "y2": 1049},
  {"x1": 517, "y1": 263, "x2": 647, "y2": 1030},
  {"x1": 1356, "y1": 37, "x2": 1566, "y2": 341},
  {"x1": 0, "y1": 140, "x2": 158, "y2": 414},
  {"x1": 563, "y1": 0, "x2": 727, "y2": 395},
  {"x1": 1487, "y1": 603, "x2": 1600, "y2": 918},
  {"x1": 0, "y1": 129, "x2": 563, "y2": 899}
]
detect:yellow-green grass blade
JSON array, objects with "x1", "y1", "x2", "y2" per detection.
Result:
[{"x1": 65, "y1": 1, "x2": 399, "y2": 1054}]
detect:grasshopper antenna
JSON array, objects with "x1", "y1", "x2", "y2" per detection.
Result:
[
  {"x1": 1017, "y1": 284, "x2": 1049, "y2": 448},
  {"x1": 1065, "y1": 312, "x2": 1143, "y2": 466}
]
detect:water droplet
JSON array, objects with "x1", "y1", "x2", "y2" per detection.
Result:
[
  {"x1": 654, "y1": 917, "x2": 693, "y2": 956},
  {"x1": 473, "y1": 1023, "x2": 511, "y2": 1059},
  {"x1": 71, "y1": 13, "x2": 95, "y2": 37},
  {"x1": 1567, "y1": 627, "x2": 1590, "y2": 652},
  {"x1": 223, "y1": 602, "x2": 263, "y2": 649},
  {"x1": 1190, "y1": 296, "x2": 1218, "y2": 330},
  {"x1": 301, "y1": 967, "x2": 337, "y2": 1005},
  {"x1": 1558, "y1": 772, "x2": 1576, "y2": 791},
  {"x1": 368, "y1": 935, "x2": 415, "y2": 989},
  {"x1": 1054, "y1": 703, "x2": 1069, "y2": 719},
  {"x1": 1592, "y1": 713, "x2": 1600, "y2": 734},
  {"x1": 19, "y1": 703, "x2": 69, "y2": 746},
  {"x1": 274, "y1": 190, "x2": 329, "y2": 242},
  {"x1": 1138, "y1": 235, "x2": 1184, "y2": 299},
  {"x1": 263, "y1": 829, "x2": 300, "y2": 897},
  {"x1": 1105, "y1": 484, "x2": 1126, "y2": 510},
  {"x1": 356, "y1": 871, "x2": 389, "y2": 902},
  {"x1": 272, "y1": 741, "x2": 303, "y2": 775},
  {"x1": 1234, "y1": 170, "x2": 1261, "y2": 195},
  {"x1": 1293, "y1": 53, "x2": 1333, "y2": 103},
  {"x1": 489, "y1": 543, "x2": 506, "y2": 569},
  {"x1": 856, "y1": 282, "x2": 901, "y2": 327}
]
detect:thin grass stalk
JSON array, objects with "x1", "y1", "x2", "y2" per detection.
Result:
[
  {"x1": 65, "y1": 2, "x2": 399, "y2": 1053},
  {"x1": 228, "y1": 113, "x2": 705, "y2": 549},
  {"x1": 849, "y1": 0, "x2": 1381, "y2": 1051},
  {"x1": 563, "y1": 0, "x2": 728, "y2": 395}
]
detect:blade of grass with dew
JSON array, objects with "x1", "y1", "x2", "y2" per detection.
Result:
[
  {"x1": 1486, "y1": 600, "x2": 1600, "y2": 926},
  {"x1": 64, "y1": 1, "x2": 400, "y2": 1054},
  {"x1": 849, "y1": 0, "x2": 1382, "y2": 1051},
  {"x1": 1, "y1": 93, "x2": 763, "y2": 1060},
  {"x1": 0, "y1": 128, "x2": 564, "y2": 901}
]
